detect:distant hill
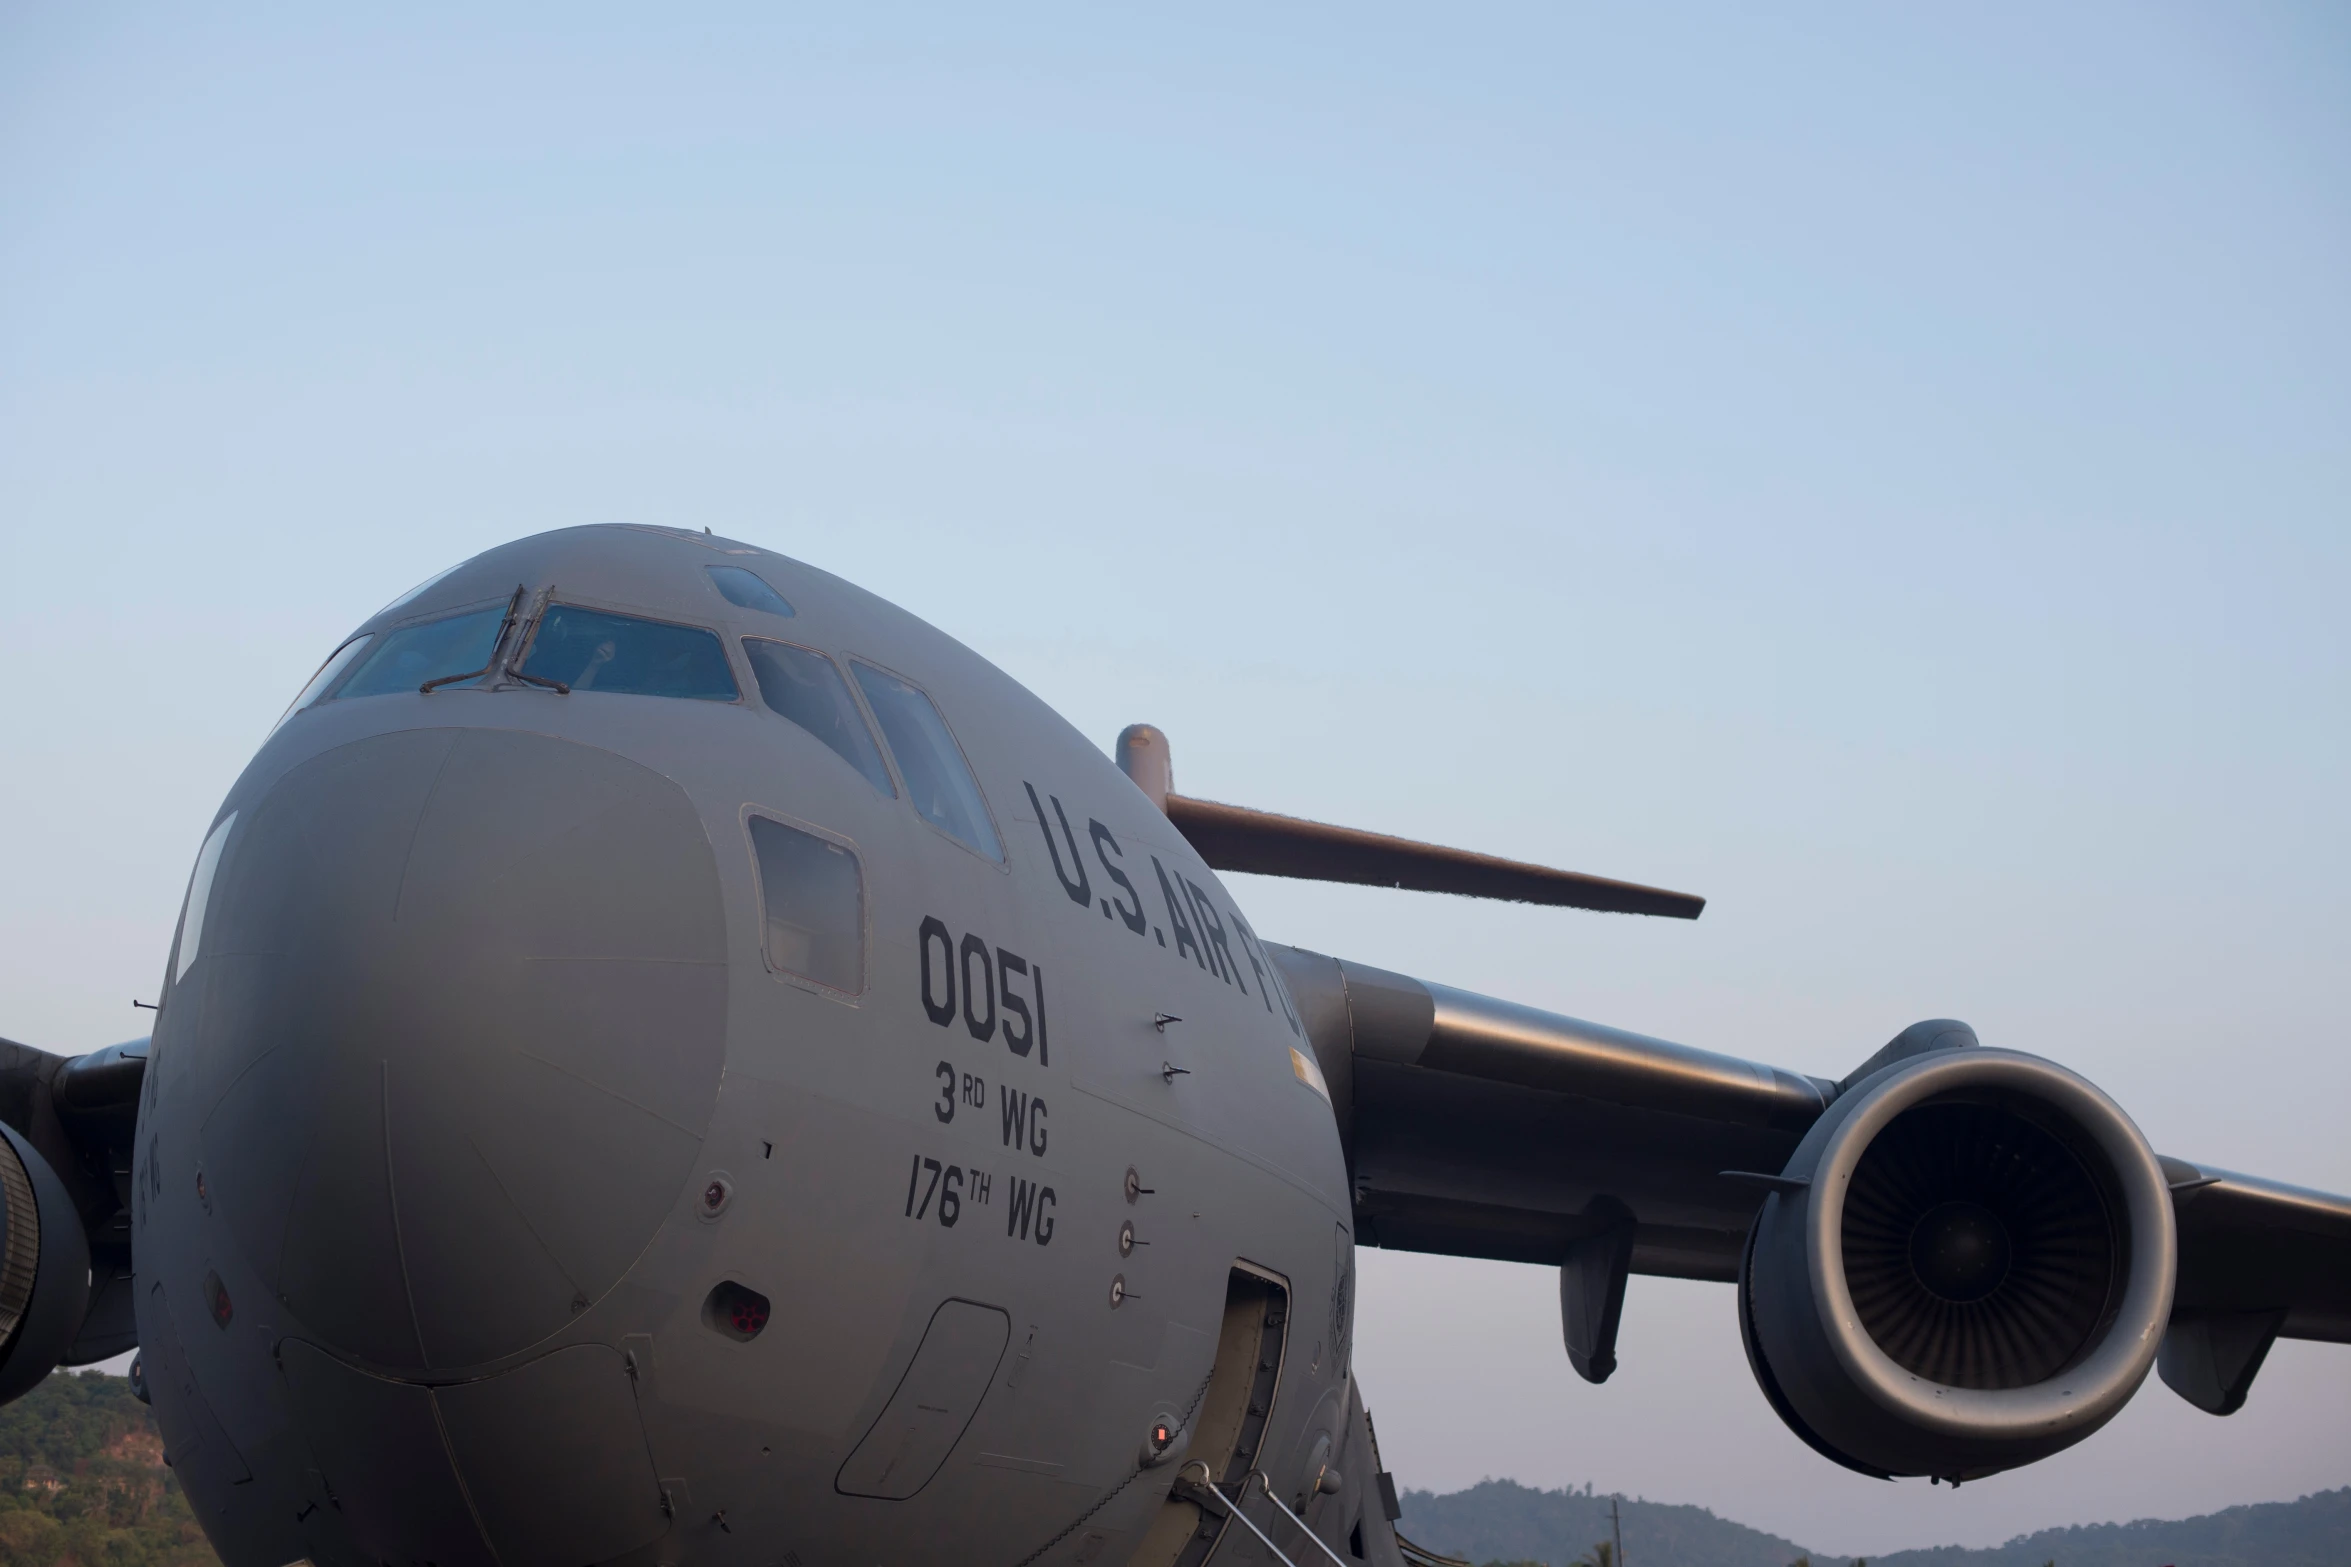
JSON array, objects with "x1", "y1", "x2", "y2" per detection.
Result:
[
  {"x1": 1864, "y1": 1488, "x2": 2351, "y2": 1567},
  {"x1": 1399, "y1": 1477, "x2": 2351, "y2": 1567},
  {"x1": 0, "y1": 1371, "x2": 214, "y2": 1567},
  {"x1": 1401, "y1": 1479, "x2": 1814, "y2": 1567}
]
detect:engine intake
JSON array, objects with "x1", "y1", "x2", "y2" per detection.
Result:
[
  {"x1": 1738, "y1": 1049, "x2": 2174, "y2": 1481},
  {"x1": 0, "y1": 1122, "x2": 90, "y2": 1407}
]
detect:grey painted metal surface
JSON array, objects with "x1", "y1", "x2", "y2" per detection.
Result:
[
  {"x1": 1161, "y1": 797, "x2": 1704, "y2": 918},
  {"x1": 2161, "y1": 1162, "x2": 2351, "y2": 1342},
  {"x1": 1418, "y1": 985, "x2": 1828, "y2": 1129},
  {"x1": 126, "y1": 527, "x2": 1363, "y2": 1567},
  {"x1": 0, "y1": 522, "x2": 2330, "y2": 1563}
]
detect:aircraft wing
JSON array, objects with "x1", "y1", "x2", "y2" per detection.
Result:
[
  {"x1": 1113, "y1": 725, "x2": 1705, "y2": 919},
  {"x1": 1155, "y1": 761, "x2": 1830, "y2": 1284},
  {"x1": 1263, "y1": 944, "x2": 2351, "y2": 1413},
  {"x1": 2161, "y1": 1163, "x2": 2351, "y2": 1344},
  {"x1": 1268, "y1": 946, "x2": 1818, "y2": 1280},
  {"x1": 1165, "y1": 794, "x2": 1706, "y2": 919},
  {"x1": 1122, "y1": 729, "x2": 2350, "y2": 1426}
]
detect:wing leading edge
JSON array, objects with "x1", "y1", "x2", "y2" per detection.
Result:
[{"x1": 1263, "y1": 943, "x2": 2351, "y2": 1416}]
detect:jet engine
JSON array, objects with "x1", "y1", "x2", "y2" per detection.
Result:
[
  {"x1": 0, "y1": 1122, "x2": 89, "y2": 1406},
  {"x1": 1738, "y1": 1048, "x2": 2176, "y2": 1482}
]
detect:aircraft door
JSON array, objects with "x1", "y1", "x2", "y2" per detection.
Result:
[{"x1": 1127, "y1": 1264, "x2": 1289, "y2": 1567}]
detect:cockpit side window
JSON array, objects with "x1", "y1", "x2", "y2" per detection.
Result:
[
  {"x1": 173, "y1": 812, "x2": 237, "y2": 986},
  {"x1": 518, "y1": 605, "x2": 739, "y2": 700},
  {"x1": 706, "y1": 565, "x2": 795, "y2": 618},
  {"x1": 330, "y1": 606, "x2": 507, "y2": 700},
  {"x1": 277, "y1": 634, "x2": 374, "y2": 725},
  {"x1": 743, "y1": 639, "x2": 895, "y2": 798},
  {"x1": 849, "y1": 662, "x2": 1003, "y2": 862},
  {"x1": 747, "y1": 815, "x2": 865, "y2": 995}
]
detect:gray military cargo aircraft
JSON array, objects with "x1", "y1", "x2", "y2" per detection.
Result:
[{"x1": 1, "y1": 524, "x2": 2345, "y2": 1567}]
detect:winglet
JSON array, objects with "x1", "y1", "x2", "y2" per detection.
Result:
[{"x1": 1115, "y1": 724, "x2": 1174, "y2": 811}]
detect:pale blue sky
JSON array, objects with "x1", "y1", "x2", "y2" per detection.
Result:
[{"x1": 3, "y1": 5, "x2": 2346, "y2": 1556}]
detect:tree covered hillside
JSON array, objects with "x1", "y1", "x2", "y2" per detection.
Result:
[
  {"x1": 1865, "y1": 1487, "x2": 2351, "y2": 1567},
  {"x1": 1402, "y1": 1479, "x2": 1814, "y2": 1567},
  {"x1": 0, "y1": 1372, "x2": 216, "y2": 1567},
  {"x1": 1402, "y1": 1477, "x2": 2351, "y2": 1567}
]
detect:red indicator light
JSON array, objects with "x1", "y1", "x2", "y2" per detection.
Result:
[
  {"x1": 203, "y1": 1270, "x2": 233, "y2": 1328},
  {"x1": 702, "y1": 1280, "x2": 771, "y2": 1342}
]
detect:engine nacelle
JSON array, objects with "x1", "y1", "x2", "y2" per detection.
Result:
[
  {"x1": 1738, "y1": 1048, "x2": 2174, "y2": 1482},
  {"x1": 0, "y1": 1122, "x2": 89, "y2": 1406}
]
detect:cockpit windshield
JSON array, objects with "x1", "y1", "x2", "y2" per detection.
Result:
[
  {"x1": 329, "y1": 606, "x2": 507, "y2": 700},
  {"x1": 744, "y1": 639, "x2": 895, "y2": 797},
  {"x1": 518, "y1": 605, "x2": 739, "y2": 700},
  {"x1": 850, "y1": 662, "x2": 1002, "y2": 861}
]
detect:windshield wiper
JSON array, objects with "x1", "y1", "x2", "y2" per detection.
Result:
[
  {"x1": 420, "y1": 584, "x2": 526, "y2": 694},
  {"x1": 501, "y1": 584, "x2": 571, "y2": 694}
]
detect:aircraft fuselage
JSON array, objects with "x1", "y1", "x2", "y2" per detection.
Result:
[{"x1": 135, "y1": 527, "x2": 1359, "y2": 1567}]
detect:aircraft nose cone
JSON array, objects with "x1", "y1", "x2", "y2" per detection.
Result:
[{"x1": 178, "y1": 727, "x2": 728, "y2": 1372}]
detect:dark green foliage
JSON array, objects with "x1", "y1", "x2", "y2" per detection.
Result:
[
  {"x1": 1404, "y1": 1479, "x2": 1812, "y2": 1567},
  {"x1": 1405, "y1": 1478, "x2": 2351, "y2": 1567},
  {"x1": 1865, "y1": 1486, "x2": 2351, "y2": 1567},
  {"x1": 0, "y1": 1371, "x2": 218, "y2": 1567}
]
